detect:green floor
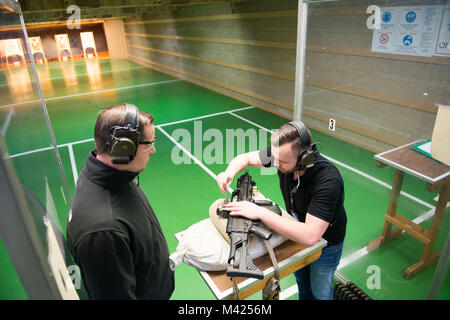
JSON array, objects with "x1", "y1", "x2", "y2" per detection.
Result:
[{"x1": 0, "y1": 58, "x2": 448, "y2": 300}]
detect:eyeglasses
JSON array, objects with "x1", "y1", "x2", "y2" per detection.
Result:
[{"x1": 138, "y1": 137, "x2": 157, "y2": 148}]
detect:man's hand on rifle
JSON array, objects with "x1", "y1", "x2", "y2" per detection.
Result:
[
  {"x1": 222, "y1": 201, "x2": 270, "y2": 220},
  {"x1": 216, "y1": 171, "x2": 234, "y2": 195}
]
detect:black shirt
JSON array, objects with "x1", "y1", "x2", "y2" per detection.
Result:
[
  {"x1": 259, "y1": 147, "x2": 347, "y2": 245},
  {"x1": 67, "y1": 151, "x2": 174, "y2": 299}
]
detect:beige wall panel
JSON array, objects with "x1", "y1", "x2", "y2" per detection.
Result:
[
  {"x1": 305, "y1": 52, "x2": 448, "y2": 111},
  {"x1": 302, "y1": 115, "x2": 396, "y2": 153},
  {"x1": 103, "y1": 19, "x2": 128, "y2": 59},
  {"x1": 302, "y1": 88, "x2": 437, "y2": 142}
]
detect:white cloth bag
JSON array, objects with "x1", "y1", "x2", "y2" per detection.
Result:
[
  {"x1": 169, "y1": 197, "x2": 295, "y2": 272},
  {"x1": 169, "y1": 218, "x2": 230, "y2": 271}
]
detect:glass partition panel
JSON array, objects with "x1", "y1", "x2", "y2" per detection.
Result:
[
  {"x1": 0, "y1": 1, "x2": 73, "y2": 299},
  {"x1": 303, "y1": 0, "x2": 449, "y2": 299}
]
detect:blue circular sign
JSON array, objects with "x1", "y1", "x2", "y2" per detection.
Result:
[
  {"x1": 403, "y1": 35, "x2": 413, "y2": 46},
  {"x1": 406, "y1": 11, "x2": 416, "y2": 23},
  {"x1": 382, "y1": 12, "x2": 392, "y2": 23}
]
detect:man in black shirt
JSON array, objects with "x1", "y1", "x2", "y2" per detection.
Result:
[
  {"x1": 67, "y1": 103, "x2": 174, "y2": 299},
  {"x1": 217, "y1": 121, "x2": 346, "y2": 300}
]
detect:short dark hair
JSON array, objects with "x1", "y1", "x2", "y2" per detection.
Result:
[
  {"x1": 94, "y1": 104, "x2": 154, "y2": 155},
  {"x1": 270, "y1": 122, "x2": 312, "y2": 155}
]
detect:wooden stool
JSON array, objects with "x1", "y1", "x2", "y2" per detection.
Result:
[{"x1": 367, "y1": 140, "x2": 450, "y2": 279}]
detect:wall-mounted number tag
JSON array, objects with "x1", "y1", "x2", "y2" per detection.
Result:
[{"x1": 329, "y1": 118, "x2": 336, "y2": 131}]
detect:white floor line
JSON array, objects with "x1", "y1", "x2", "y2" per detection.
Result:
[
  {"x1": 0, "y1": 98, "x2": 41, "y2": 110},
  {"x1": 158, "y1": 106, "x2": 255, "y2": 127},
  {"x1": 61, "y1": 137, "x2": 95, "y2": 147},
  {"x1": 279, "y1": 284, "x2": 298, "y2": 300},
  {"x1": 228, "y1": 111, "x2": 274, "y2": 133},
  {"x1": 323, "y1": 154, "x2": 434, "y2": 210},
  {"x1": 45, "y1": 79, "x2": 182, "y2": 103},
  {"x1": 157, "y1": 126, "x2": 217, "y2": 180},
  {"x1": 0, "y1": 79, "x2": 182, "y2": 110},
  {"x1": 1, "y1": 107, "x2": 15, "y2": 136},
  {"x1": 412, "y1": 207, "x2": 436, "y2": 225},
  {"x1": 67, "y1": 143, "x2": 78, "y2": 185},
  {"x1": 0, "y1": 65, "x2": 147, "y2": 88},
  {"x1": 60, "y1": 186, "x2": 67, "y2": 205},
  {"x1": 337, "y1": 247, "x2": 370, "y2": 271},
  {"x1": 9, "y1": 146, "x2": 55, "y2": 158}
]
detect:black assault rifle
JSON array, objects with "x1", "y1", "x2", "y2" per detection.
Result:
[{"x1": 217, "y1": 171, "x2": 281, "y2": 280}]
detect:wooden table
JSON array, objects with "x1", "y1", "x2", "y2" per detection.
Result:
[
  {"x1": 175, "y1": 230, "x2": 326, "y2": 300},
  {"x1": 205, "y1": 238, "x2": 327, "y2": 300},
  {"x1": 367, "y1": 140, "x2": 450, "y2": 279}
]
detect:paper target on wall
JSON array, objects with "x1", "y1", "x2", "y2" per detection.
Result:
[
  {"x1": 29, "y1": 36, "x2": 47, "y2": 64},
  {"x1": 55, "y1": 34, "x2": 73, "y2": 61},
  {"x1": 1, "y1": 38, "x2": 25, "y2": 67},
  {"x1": 80, "y1": 32, "x2": 98, "y2": 59}
]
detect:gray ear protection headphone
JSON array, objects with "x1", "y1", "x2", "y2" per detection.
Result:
[
  {"x1": 108, "y1": 103, "x2": 140, "y2": 164},
  {"x1": 287, "y1": 120, "x2": 316, "y2": 171}
]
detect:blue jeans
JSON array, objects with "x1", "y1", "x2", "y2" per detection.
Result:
[{"x1": 294, "y1": 241, "x2": 344, "y2": 300}]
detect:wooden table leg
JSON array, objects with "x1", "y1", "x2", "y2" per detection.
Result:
[
  {"x1": 368, "y1": 169, "x2": 405, "y2": 251},
  {"x1": 403, "y1": 184, "x2": 449, "y2": 279}
]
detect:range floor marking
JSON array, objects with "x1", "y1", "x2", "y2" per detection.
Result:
[{"x1": 0, "y1": 79, "x2": 182, "y2": 109}]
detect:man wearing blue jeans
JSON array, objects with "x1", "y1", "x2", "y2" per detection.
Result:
[
  {"x1": 295, "y1": 242, "x2": 344, "y2": 300},
  {"x1": 217, "y1": 121, "x2": 347, "y2": 300}
]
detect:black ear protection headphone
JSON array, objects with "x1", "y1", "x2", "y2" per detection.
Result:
[
  {"x1": 287, "y1": 120, "x2": 316, "y2": 171},
  {"x1": 287, "y1": 120, "x2": 319, "y2": 198},
  {"x1": 107, "y1": 103, "x2": 140, "y2": 164}
]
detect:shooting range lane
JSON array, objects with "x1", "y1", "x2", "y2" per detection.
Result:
[{"x1": 3, "y1": 58, "x2": 449, "y2": 300}]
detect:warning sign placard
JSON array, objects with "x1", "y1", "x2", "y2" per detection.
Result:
[{"x1": 371, "y1": 5, "x2": 447, "y2": 57}]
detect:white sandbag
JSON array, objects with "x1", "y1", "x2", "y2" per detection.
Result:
[
  {"x1": 169, "y1": 218, "x2": 230, "y2": 271},
  {"x1": 169, "y1": 193, "x2": 297, "y2": 272}
]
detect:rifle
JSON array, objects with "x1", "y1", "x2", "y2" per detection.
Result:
[{"x1": 217, "y1": 171, "x2": 281, "y2": 280}]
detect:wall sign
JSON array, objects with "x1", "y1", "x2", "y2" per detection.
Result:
[{"x1": 371, "y1": 5, "x2": 449, "y2": 57}]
